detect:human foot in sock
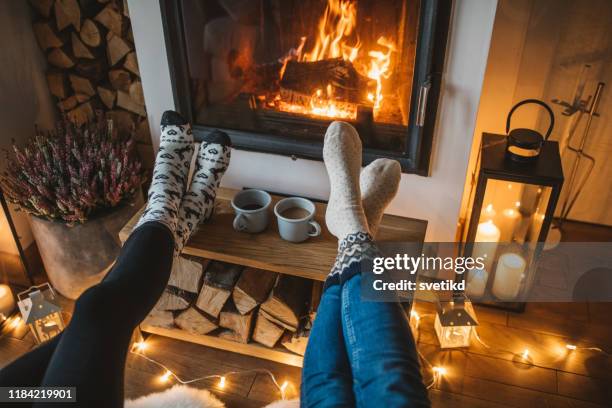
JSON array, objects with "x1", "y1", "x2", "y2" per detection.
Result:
[
  {"x1": 134, "y1": 110, "x2": 194, "y2": 238},
  {"x1": 323, "y1": 121, "x2": 370, "y2": 241},
  {"x1": 323, "y1": 122, "x2": 377, "y2": 288},
  {"x1": 175, "y1": 130, "x2": 232, "y2": 254},
  {"x1": 360, "y1": 158, "x2": 401, "y2": 236}
]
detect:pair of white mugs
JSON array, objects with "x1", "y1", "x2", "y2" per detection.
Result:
[{"x1": 231, "y1": 189, "x2": 321, "y2": 242}]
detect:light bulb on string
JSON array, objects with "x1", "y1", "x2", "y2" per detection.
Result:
[
  {"x1": 218, "y1": 376, "x2": 226, "y2": 389},
  {"x1": 159, "y1": 370, "x2": 173, "y2": 383}
]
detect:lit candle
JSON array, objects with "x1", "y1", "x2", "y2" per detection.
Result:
[
  {"x1": 466, "y1": 268, "x2": 488, "y2": 298},
  {"x1": 472, "y1": 220, "x2": 500, "y2": 273},
  {"x1": 492, "y1": 253, "x2": 526, "y2": 300},
  {"x1": 498, "y1": 203, "x2": 521, "y2": 242},
  {"x1": 482, "y1": 204, "x2": 496, "y2": 221},
  {"x1": 0, "y1": 284, "x2": 15, "y2": 319}
]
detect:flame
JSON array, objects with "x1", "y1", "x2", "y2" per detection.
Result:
[
  {"x1": 277, "y1": 0, "x2": 396, "y2": 120},
  {"x1": 301, "y1": 0, "x2": 359, "y2": 63}
]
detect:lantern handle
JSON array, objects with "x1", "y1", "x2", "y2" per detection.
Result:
[{"x1": 506, "y1": 99, "x2": 555, "y2": 141}]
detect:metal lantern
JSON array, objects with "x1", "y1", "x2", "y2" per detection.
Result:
[
  {"x1": 434, "y1": 298, "x2": 478, "y2": 349},
  {"x1": 0, "y1": 188, "x2": 35, "y2": 286},
  {"x1": 463, "y1": 133, "x2": 564, "y2": 312},
  {"x1": 17, "y1": 283, "x2": 65, "y2": 344}
]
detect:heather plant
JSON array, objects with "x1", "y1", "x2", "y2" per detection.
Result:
[{"x1": 1, "y1": 115, "x2": 143, "y2": 224}]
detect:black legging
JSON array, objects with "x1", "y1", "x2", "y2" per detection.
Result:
[{"x1": 0, "y1": 222, "x2": 174, "y2": 407}]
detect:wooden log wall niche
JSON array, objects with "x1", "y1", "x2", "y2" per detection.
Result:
[{"x1": 29, "y1": 0, "x2": 154, "y2": 169}]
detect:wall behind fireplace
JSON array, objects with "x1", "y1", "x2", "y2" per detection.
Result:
[{"x1": 128, "y1": 0, "x2": 498, "y2": 242}]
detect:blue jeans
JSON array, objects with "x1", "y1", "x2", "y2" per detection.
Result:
[{"x1": 301, "y1": 265, "x2": 429, "y2": 407}]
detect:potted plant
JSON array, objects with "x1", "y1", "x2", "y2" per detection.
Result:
[{"x1": 1, "y1": 115, "x2": 144, "y2": 299}]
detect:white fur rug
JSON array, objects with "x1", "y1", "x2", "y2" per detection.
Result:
[{"x1": 125, "y1": 385, "x2": 299, "y2": 408}]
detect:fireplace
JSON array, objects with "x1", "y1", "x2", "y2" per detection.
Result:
[{"x1": 161, "y1": 0, "x2": 450, "y2": 174}]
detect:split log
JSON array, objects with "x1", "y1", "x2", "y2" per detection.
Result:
[
  {"x1": 75, "y1": 93, "x2": 90, "y2": 103},
  {"x1": 69, "y1": 74, "x2": 95, "y2": 96},
  {"x1": 252, "y1": 312, "x2": 284, "y2": 348},
  {"x1": 117, "y1": 90, "x2": 146, "y2": 116},
  {"x1": 80, "y1": 19, "x2": 101, "y2": 47},
  {"x1": 98, "y1": 86, "x2": 115, "y2": 109},
  {"x1": 30, "y1": 0, "x2": 54, "y2": 17},
  {"x1": 168, "y1": 256, "x2": 205, "y2": 294},
  {"x1": 260, "y1": 275, "x2": 311, "y2": 330},
  {"x1": 280, "y1": 58, "x2": 372, "y2": 105},
  {"x1": 106, "y1": 110, "x2": 135, "y2": 136},
  {"x1": 46, "y1": 72, "x2": 67, "y2": 99},
  {"x1": 108, "y1": 69, "x2": 131, "y2": 91},
  {"x1": 175, "y1": 307, "x2": 218, "y2": 335},
  {"x1": 95, "y1": 5, "x2": 123, "y2": 36},
  {"x1": 71, "y1": 32, "x2": 94, "y2": 59},
  {"x1": 232, "y1": 267, "x2": 277, "y2": 315},
  {"x1": 219, "y1": 302, "x2": 254, "y2": 343},
  {"x1": 66, "y1": 102, "x2": 94, "y2": 125},
  {"x1": 76, "y1": 60, "x2": 106, "y2": 82},
  {"x1": 196, "y1": 261, "x2": 243, "y2": 318},
  {"x1": 154, "y1": 290, "x2": 189, "y2": 311},
  {"x1": 281, "y1": 314, "x2": 313, "y2": 356},
  {"x1": 48, "y1": 48, "x2": 75, "y2": 69},
  {"x1": 57, "y1": 95, "x2": 78, "y2": 111},
  {"x1": 55, "y1": 0, "x2": 81, "y2": 31},
  {"x1": 143, "y1": 309, "x2": 174, "y2": 329},
  {"x1": 123, "y1": 52, "x2": 140, "y2": 76},
  {"x1": 106, "y1": 32, "x2": 131, "y2": 66},
  {"x1": 129, "y1": 81, "x2": 145, "y2": 106},
  {"x1": 259, "y1": 309, "x2": 297, "y2": 332},
  {"x1": 33, "y1": 22, "x2": 62, "y2": 50}
]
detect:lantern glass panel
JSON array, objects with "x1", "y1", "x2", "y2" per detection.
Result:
[
  {"x1": 30, "y1": 311, "x2": 64, "y2": 344},
  {"x1": 434, "y1": 313, "x2": 473, "y2": 349}
]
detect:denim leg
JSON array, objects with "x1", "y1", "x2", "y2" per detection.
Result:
[
  {"x1": 341, "y1": 273, "x2": 430, "y2": 408},
  {"x1": 301, "y1": 284, "x2": 355, "y2": 407}
]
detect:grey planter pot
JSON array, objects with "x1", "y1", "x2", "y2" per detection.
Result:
[{"x1": 29, "y1": 191, "x2": 144, "y2": 299}]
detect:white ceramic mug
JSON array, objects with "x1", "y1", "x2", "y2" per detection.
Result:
[
  {"x1": 231, "y1": 189, "x2": 272, "y2": 233},
  {"x1": 274, "y1": 197, "x2": 321, "y2": 243}
]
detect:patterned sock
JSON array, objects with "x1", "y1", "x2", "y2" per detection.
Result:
[
  {"x1": 174, "y1": 130, "x2": 232, "y2": 255},
  {"x1": 323, "y1": 121, "x2": 370, "y2": 241},
  {"x1": 325, "y1": 231, "x2": 380, "y2": 290},
  {"x1": 360, "y1": 158, "x2": 401, "y2": 236},
  {"x1": 133, "y1": 111, "x2": 194, "y2": 241}
]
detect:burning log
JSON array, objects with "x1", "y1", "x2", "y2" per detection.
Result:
[{"x1": 280, "y1": 58, "x2": 372, "y2": 105}]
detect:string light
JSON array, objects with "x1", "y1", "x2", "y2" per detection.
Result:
[
  {"x1": 133, "y1": 341, "x2": 147, "y2": 352},
  {"x1": 159, "y1": 370, "x2": 173, "y2": 383},
  {"x1": 566, "y1": 344, "x2": 577, "y2": 350},
  {"x1": 432, "y1": 366, "x2": 446, "y2": 376},
  {"x1": 9, "y1": 316, "x2": 22, "y2": 330},
  {"x1": 218, "y1": 376, "x2": 226, "y2": 389},
  {"x1": 521, "y1": 349, "x2": 530, "y2": 360}
]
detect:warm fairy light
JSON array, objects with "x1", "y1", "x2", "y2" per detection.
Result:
[
  {"x1": 9, "y1": 316, "x2": 22, "y2": 330},
  {"x1": 566, "y1": 344, "x2": 577, "y2": 350},
  {"x1": 280, "y1": 380, "x2": 289, "y2": 392},
  {"x1": 432, "y1": 366, "x2": 446, "y2": 376},
  {"x1": 521, "y1": 349, "x2": 530, "y2": 359},
  {"x1": 133, "y1": 341, "x2": 147, "y2": 352},
  {"x1": 410, "y1": 310, "x2": 420, "y2": 322},
  {"x1": 159, "y1": 370, "x2": 172, "y2": 383},
  {"x1": 218, "y1": 376, "x2": 226, "y2": 389},
  {"x1": 515, "y1": 201, "x2": 521, "y2": 207}
]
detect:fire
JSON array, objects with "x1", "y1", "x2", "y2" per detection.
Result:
[
  {"x1": 301, "y1": 0, "x2": 359, "y2": 63},
  {"x1": 276, "y1": 0, "x2": 396, "y2": 120}
]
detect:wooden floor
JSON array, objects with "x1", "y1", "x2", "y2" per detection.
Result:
[{"x1": 1, "y1": 220, "x2": 610, "y2": 407}]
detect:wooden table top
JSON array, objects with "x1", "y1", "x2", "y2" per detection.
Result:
[{"x1": 120, "y1": 188, "x2": 427, "y2": 281}]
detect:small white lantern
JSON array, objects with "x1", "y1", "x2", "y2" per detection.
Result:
[
  {"x1": 434, "y1": 298, "x2": 478, "y2": 349},
  {"x1": 17, "y1": 283, "x2": 65, "y2": 344}
]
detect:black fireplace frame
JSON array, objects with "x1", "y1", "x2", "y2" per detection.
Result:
[{"x1": 160, "y1": 0, "x2": 451, "y2": 175}]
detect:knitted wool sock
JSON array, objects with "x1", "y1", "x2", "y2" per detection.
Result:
[
  {"x1": 323, "y1": 121, "x2": 374, "y2": 288},
  {"x1": 360, "y1": 158, "x2": 401, "y2": 236},
  {"x1": 133, "y1": 111, "x2": 194, "y2": 240},
  {"x1": 323, "y1": 121, "x2": 370, "y2": 241},
  {"x1": 174, "y1": 130, "x2": 232, "y2": 255}
]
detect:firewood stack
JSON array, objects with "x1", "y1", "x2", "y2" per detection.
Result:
[
  {"x1": 144, "y1": 257, "x2": 316, "y2": 355},
  {"x1": 30, "y1": 0, "x2": 153, "y2": 168}
]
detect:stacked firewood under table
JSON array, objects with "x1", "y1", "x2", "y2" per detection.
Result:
[
  {"x1": 30, "y1": 0, "x2": 148, "y2": 136},
  {"x1": 145, "y1": 257, "x2": 320, "y2": 356}
]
